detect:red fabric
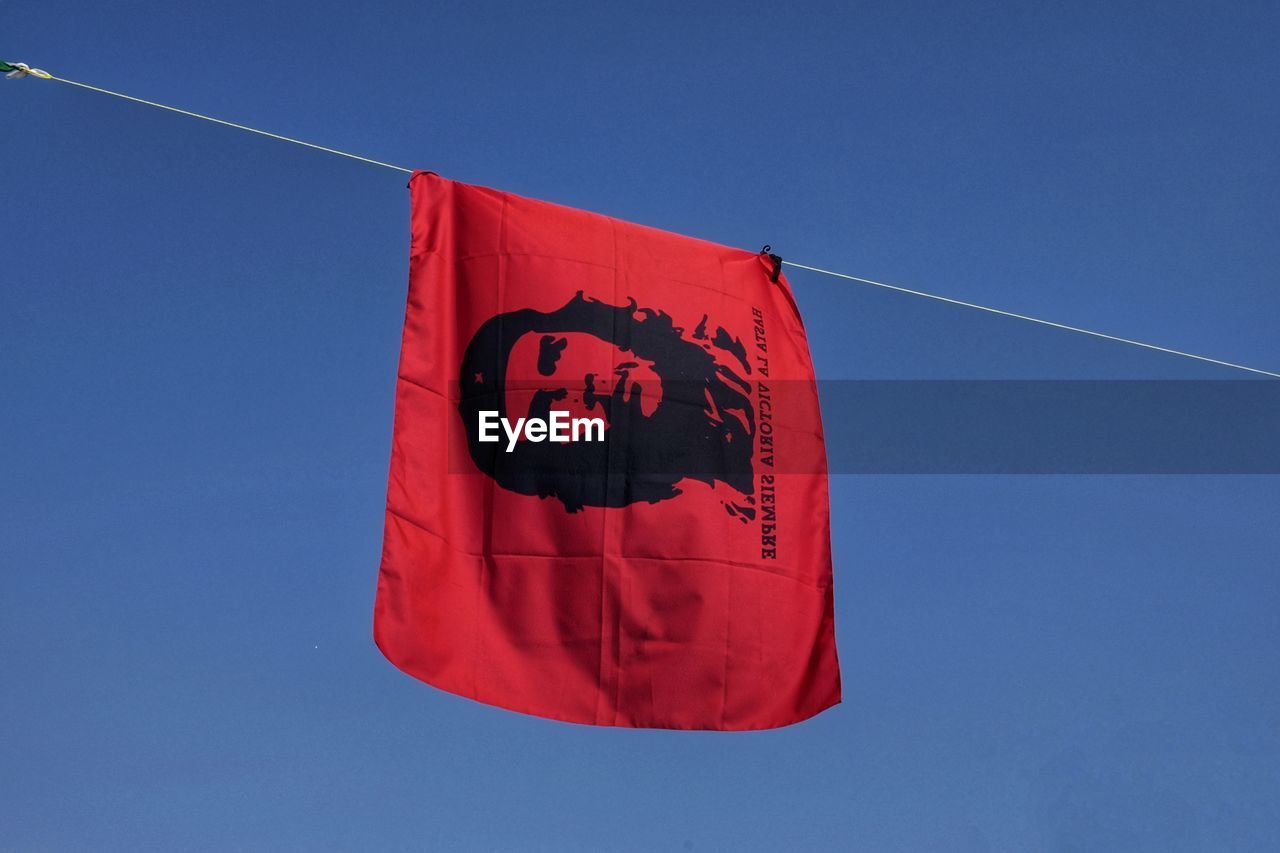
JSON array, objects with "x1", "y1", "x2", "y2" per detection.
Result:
[{"x1": 375, "y1": 172, "x2": 840, "y2": 729}]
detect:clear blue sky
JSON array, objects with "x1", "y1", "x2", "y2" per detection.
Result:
[{"x1": 4, "y1": 1, "x2": 1279, "y2": 849}]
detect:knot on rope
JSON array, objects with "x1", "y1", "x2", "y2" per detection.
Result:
[{"x1": 2, "y1": 61, "x2": 52, "y2": 80}]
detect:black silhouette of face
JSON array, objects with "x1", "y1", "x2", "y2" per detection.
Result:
[
  {"x1": 459, "y1": 292, "x2": 755, "y2": 512},
  {"x1": 505, "y1": 331, "x2": 664, "y2": 425}
]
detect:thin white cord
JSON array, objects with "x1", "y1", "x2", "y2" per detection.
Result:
[
  {"x1": 782, "y1": 262, "x2": 1280, "y2": 379},
  {"x1": 25, "y1": 71, "x2": 1278, "y2": 379},
  {"x1": 50, "y1": 75, "x2": 414, "y2": 173}
]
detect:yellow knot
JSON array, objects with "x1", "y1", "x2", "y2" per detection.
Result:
[{"x1": 4, "y1": 62, "x2": 52, "y2": 80}]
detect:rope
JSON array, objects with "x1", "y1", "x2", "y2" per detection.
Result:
[
  {"x1": 7, "y1": 61, "x2": 1277, "y2": 380},
  {"x1": 38, "y1": 71, "x2": 413, "y2": 173},
  {"x1": 782, "y1": 262, "x2": 1280, "y2": 379}
]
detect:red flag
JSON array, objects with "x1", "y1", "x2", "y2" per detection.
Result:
[{"x1": 375, "y1": 172, "x2": 840, "y2": 729}]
